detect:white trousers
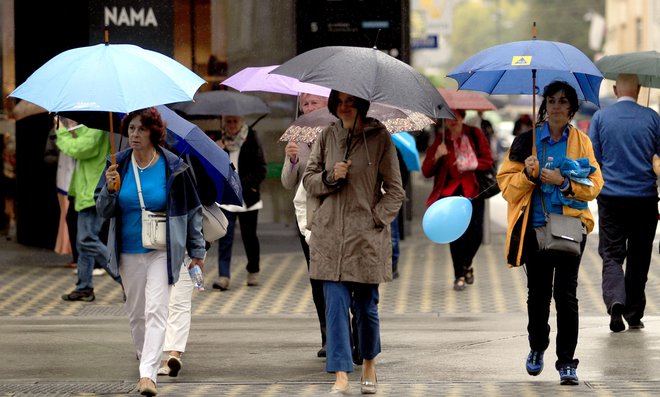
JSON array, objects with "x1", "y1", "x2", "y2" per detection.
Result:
[
  {"x1": 120, "y1": 251, "x2": 170, "y2": 383},
  {"x1": 162, "y1": 262, "x2": 194, "y2": 354}
]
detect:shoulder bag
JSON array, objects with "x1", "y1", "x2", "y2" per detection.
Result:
[
  {"x1": 533, "y1": 143, "x2": 583, "y2": 256},
  {"x1": 469, "y1": 127, "x2": 500, "y2": 199},
  {"x1": 187, "y1": 155, "x2": 228, "y2": 242},
  {"x1": 132, "y1": 153, "x2": 167, "y2": 250}
]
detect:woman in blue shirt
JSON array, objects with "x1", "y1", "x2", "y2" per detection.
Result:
[
  {"x1": 96, "y1": 107, "x2": 205, "y2": 396},
  {"x1": 497, "y1": 81, "x2": 602, "y2": 386}
]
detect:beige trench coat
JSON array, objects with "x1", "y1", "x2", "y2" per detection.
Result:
[{"x1": 302, "y1": 118, "x2": 405, "y2": 284}]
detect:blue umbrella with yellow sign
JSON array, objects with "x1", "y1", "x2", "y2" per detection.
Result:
[
  {"x1": 448, "y1": 39, "x2": 602, "y2": 105},
  {"x1": 447, "y1": 39, "x2": 602, "y2": 105},
  {"x1": 447, "y1": 23, "x2": 603, "y2": 131}
]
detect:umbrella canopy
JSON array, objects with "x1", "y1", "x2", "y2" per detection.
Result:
[
  {"x1": 447, "y1": 39, "x2": 603, "y2": 105},
  {"x1": 11, "y1": 100, "x2": 47, "y2": 121},
  {"x1": 391, "y1": 132, "x2": 421, "y2": 171},
  {"x1": 595, "y1": 50, "x2": 660, "y2": 88},
  {"x1": 156, "y1": 105, "x2": 242, "y2": 205},
  {"x1": 437, "y1": 88, "x2": 497, "y2": 111},
  {"x1": 9, "y1": 43, "x2": 206, "y2": 113},
  {"x1": 170, "y1": 90, "x2": 270, "y2": 117},
  {"x1": 279, "y1": 103, "x2": 434, "y2": 144},
  {"x1": 222, "y1": 65, "x2": 331, "y2": 97},
  {"x1": 270, "y1": 46, "x2": 455, "y2": 120}
]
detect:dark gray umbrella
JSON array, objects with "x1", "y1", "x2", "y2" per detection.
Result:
[
  {"x1": 270, "y1": 46, "x2": 454, "y2": 120},
  {"x1": 170, "y1": 90, "x2": 270, "y2": 117}
]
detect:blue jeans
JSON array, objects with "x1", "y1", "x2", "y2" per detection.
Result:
[
  {"x1": 217, "y1": 209, "x2": 260, "y2": 278},
  {"x1": 324, "y1": 281, "x2": 381, "y2": 373},
  {"x1": 75, "y1": 207, "x2": 107, "y2": 291}
]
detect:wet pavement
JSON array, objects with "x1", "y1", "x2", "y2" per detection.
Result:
[{"x1": 1, "y1": 174, "x2": 660, "y2": 396}]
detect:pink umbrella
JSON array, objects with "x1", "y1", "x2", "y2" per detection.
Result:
[
  {"x1": 222, "y1": 65, "x2": 331, "y2": 97},
  {"x1": 437, "y1": 88, "x2": 497, "y2": 111}
]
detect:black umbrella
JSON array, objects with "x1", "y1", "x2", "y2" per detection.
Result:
[
  {"x1": 270, "y1": 46, "x2": 454, "y2": 120},
  {"x1": 170, "y1": 90, "x2": 270, "y2": 117}
]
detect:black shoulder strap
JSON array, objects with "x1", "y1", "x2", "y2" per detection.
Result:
[{"x1": 468, "y1": 126, "x2": 480, "y2": 154}]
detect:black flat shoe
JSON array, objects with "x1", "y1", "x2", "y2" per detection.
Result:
[
  {"x1": 610, "y1": 303, "x2": 625, "y2": 332},
  {"x1": 453, "y1": 278, "x2": 466, "y2": 291},
  {"x1": 317, "y1": 345, "x2": 326, "y2": 357},
  {"x1": 464, "y1": 267, "x2": 474, "y2": 284}
]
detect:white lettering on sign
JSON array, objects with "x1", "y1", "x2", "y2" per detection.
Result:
[{"x1": 104, "y1": 7, "x2": 158, "y2": 27}]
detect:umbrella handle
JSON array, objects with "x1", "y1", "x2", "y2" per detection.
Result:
[{"x1": 108, "y1": 111, "x2": 121, "y2": 191}]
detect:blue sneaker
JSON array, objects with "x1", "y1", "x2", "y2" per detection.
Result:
[
  {"x1": 559, "y1": 366, "x2": 579, "y2": 385},
  {"x1": 525, "y1": 350, "x2": 544, "y2": 375}
]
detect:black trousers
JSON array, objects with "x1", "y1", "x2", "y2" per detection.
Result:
[
  {"x1": 449, "y1": 196, "x2": 485, "y2": 279},
  {"x1": 523, "y1": 228, "x2": 586, "y2": 369},
  {"x1": 597, "y1": 195, "x2": 658, "y2": 323},
  {"x1": 296, "y1": 220, "x2": 327, "y2": 346}
]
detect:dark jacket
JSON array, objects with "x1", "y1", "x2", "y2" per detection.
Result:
[{"x1": 231, "y1": 127, "x2": 267, "y2": 207}]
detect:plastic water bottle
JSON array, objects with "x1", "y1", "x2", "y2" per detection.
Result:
[
  {"x1": 189, "y1": 264, "x2": 205, "y2": 291},
  {"x1": 544, "y1": 156, "x2": 554, "y2": 170}
]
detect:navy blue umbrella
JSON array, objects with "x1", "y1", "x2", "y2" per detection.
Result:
[{"x1": 157, "y1": 105, "x2": 242, "y2": 206}]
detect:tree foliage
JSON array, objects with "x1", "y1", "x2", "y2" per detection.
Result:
[{"x1": 448, "y1": 0, "x2": 605, "y2": 69}]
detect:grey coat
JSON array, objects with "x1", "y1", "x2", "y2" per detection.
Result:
[
  {"x1": 281, "y1": 141, "x2": 312, "y2": 190},
  {"x1": 302, "y1": 118, "x2": 404, "y2": 284}
]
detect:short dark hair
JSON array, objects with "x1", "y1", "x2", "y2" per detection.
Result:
[
  {"x1": 537, "y1": 81, "x2": 579, "y2": 123},
  {"x1": 453, "y1": 109, "x2": 466, "y2": 119},
  {"x1": 120, "y1": 107, "x2": 167, "y2": 147},
  {"x1": 327, "y1": 90, "x2": 370, "y2": 120}
]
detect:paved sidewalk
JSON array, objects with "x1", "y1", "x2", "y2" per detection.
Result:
[{"x1": 1, "y1": 174, "x2": 660, "y2": 396}]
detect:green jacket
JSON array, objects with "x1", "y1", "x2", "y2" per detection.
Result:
[{"x1": 56, "y1": 125, "x2": 110, "y2": 211}]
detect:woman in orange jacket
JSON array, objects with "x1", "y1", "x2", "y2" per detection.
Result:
[{"x1": 496, "y1": 81, "x2": 603, "y2": 386}]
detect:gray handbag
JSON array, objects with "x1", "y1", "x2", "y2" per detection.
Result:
[{"x1": 535, "y1": 213, "x2": 583, "y2": 256}]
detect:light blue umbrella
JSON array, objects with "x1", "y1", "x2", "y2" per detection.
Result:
[
  {"x1": 9, "y1": 41, "x2": 205, "y2": 190},
  {"x1": 391, "y1": 132, "x2": 420, "y2": 171},
  {"x1": 9, "y1": 43, "x2": 206, "y2": 113},
  {"x1": 447, "y1": 40, "x2": 603, "y2": 106}
]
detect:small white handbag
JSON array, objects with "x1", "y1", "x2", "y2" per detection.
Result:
[{"x1": 132, "y1": 153, "x2": 167, "y2": 250}]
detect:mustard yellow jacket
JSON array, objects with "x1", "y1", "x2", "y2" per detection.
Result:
[{"x1": 496, "y1": 124, "x2": 603, "y2": 267}]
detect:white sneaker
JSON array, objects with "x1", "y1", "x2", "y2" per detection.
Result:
[
  {"x1": 73, "y1": 268, "x2": 106, "y2": 276},
  {"x1": 157, "y1": 366, "x2": 170, "y2": 376}
]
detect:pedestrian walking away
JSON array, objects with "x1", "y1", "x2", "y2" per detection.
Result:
[
  {"x1": 303, "y1": 90, "x2": 405, "y2": 394},
  {"x1": 421, "y1": 109, "x2": 495, "y2": 291},
  {"x1": 96, "y1": 107, "x2": 206, "y2": 396},
  {"x1": 213, "y1": 115, "x2": 267, "y2": 291},
  {"x1": 56, "y1": 117, "x2": 110, "y2": 302},
  {"x1": 588, "y1": 73, "x2": 660, "y2": 333},
  {"x1": 497, "y1": 81, "x2": 603, "y2": 385}
]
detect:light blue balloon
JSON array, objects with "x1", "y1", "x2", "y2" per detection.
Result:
[{"x1": 422, "y1": 196, "x2": 473, "y2": 244}]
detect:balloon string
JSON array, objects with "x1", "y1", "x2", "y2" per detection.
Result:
[{"x1": 473, "y1": 182, "x2": 499, "y2": 200}]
